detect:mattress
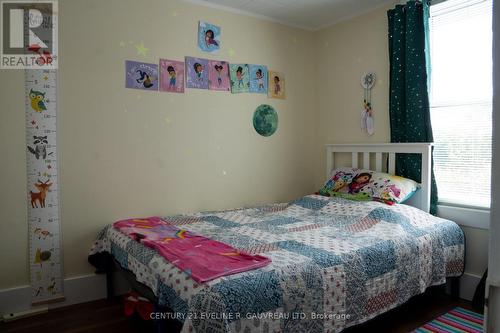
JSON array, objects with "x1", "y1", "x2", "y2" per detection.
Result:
[{"x1": 89, "y1": 194, "x2": 465, "y2": 333}]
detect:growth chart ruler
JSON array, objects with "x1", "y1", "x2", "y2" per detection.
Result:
[{"x1": 25, "y1": 69, "x2": 65, "y2": 305}]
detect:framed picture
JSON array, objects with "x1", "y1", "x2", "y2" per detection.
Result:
[
  {"x1": 159, "y1": 59, "x2": 184, "y2": 93},
  {"x1": 198, "y1": 21, "x2": 221, "y2": 53},
  {"x1": 268, "y1": 70, "x2": 285, "y2": 99},
  {"x1": 125, "y1": 60, "x2": 158, "y2": 91},
  {"x1": 208, "y1": 60, "x2": 230, "y2": 91},
  {"x1": 229, "y1": 64, "x2": 249, "y2": 93},
  {"x1": 249, "y1": 64, "x2": 268, "y2": 94},
  {"x1": 185, "y1": 56, "x2": 209, "y2": 89}
]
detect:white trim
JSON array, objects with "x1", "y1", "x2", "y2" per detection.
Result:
[
  {"x1": 450, "y1": 272, "x2": 483, "y2": 301},
  {"x1": 182, "y1": 0, "x2": 314, "y2": 31},
  {"x1": 437, "y1": 204, "x2": 490, "y2": 230},
  {"x1": 0, "y1": 273, "x2": 129, "y2": 318},
  {"x1": 325, "y1": 143, "x2": 433, "y2": 212},
  {"x1": 182, "y1": 0, "x2": 397, "y2": 32},
  {"x1": 315, "y1": 0, "x2": 397, "y2": 31},
  {"x1": 0, "y1": 271, "x2": 481, "y2": 318}
]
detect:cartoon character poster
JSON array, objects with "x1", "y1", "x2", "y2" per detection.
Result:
[
  {"x1": 125, "y1": 60, "x2": 159, "y2": 91},
  {"x1": 159, "y1": 59, "x2": 185, "y2": 93},
  {"x1": 249, "y1": 65, "x2": 268, "y2": 94},
  {"x1": 185, "y1": 57, "x2": 209, "y2": 89},
  {"x1": 198, "y1": 21, "x2": 221, "y2": 53},
  {"x1": 229, "y1": 64, "x2": 249, "y2": 93},
  {"x1": 208, "y1": 60, "x2": 230, "y2": 91},
  {"x1": 268, "y1": 70, "x2": 285, "y2": 99}
]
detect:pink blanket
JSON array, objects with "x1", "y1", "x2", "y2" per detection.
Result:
[{"x1": 113, "y1": 217, "x2": 271, "y2": 283}]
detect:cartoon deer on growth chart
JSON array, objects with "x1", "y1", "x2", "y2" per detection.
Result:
[{"x1": 30, "y1": 179, "x2": 52, "y2": 208}]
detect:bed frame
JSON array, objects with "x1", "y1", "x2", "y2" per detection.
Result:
[
  {"x1": 325, "y1": 142, "x2": 462, "y2": 298},
  {"x1": 325, "y1": 143, "x2": 432, "y2": 213}
]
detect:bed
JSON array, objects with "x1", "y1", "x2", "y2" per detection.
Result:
[{"x1": 88, "y1": 143, "x2": 465, "y2": 333}]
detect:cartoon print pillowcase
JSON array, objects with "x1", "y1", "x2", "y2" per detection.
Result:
[{"x1": 318, "y1": 167, "x2": 419, "y2": 205}]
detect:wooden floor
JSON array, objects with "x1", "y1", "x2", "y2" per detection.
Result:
[{"x1": 0, "y1": 290, "x2": 477, "y2": 333}]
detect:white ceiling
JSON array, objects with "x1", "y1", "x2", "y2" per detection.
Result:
[{"x1": 186, "y1": 0, "x2": 393, "y2": 31}]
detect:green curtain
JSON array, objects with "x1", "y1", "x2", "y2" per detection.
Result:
[{"x1": 387, "y1": 1, "x2": 438, "y2": 214}]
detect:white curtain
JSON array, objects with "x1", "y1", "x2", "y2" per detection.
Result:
[{"x1": 487, "y1": 0, "x2": 500, "y2": 330}]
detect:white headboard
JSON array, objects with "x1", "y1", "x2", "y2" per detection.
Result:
[{"x1": 325, "y1": 143, "x2": 433, "y2": 212}]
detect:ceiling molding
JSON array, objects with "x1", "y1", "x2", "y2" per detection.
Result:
[
  {"x1": 182, "y1": 0, "x2": 315, "y2": 31},
  {"x1": 182, "y1": 0, "x2": 398, "y2": 32},
  {"x1": 314, "y1": 0, "x2": 397, "y2": 31}
]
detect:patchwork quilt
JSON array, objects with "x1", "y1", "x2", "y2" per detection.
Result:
[{"x1": 89, "y1": 195, "x2": 465, "y2": 333}]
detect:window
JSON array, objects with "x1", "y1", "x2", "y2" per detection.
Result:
[{"x1": 429, "y1": 0, "x2": 493, "y2": 208}]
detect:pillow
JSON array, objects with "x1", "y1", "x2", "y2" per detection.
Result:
[{"x1": 318, "y1": 167, "x2": 419, "y2": 205}]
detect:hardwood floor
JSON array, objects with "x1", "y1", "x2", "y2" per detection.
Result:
[{"x1": 0, "y1": 290, "x2": 477, "y2": 333}]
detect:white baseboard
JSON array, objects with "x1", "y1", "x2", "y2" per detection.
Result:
[
  {"x1": 0, "y1": 271, "x2": 483, "y2": 318},
  {"x1": 0, "y1": 273, "x2": 130, "y2": 318},
  {"x1": 455, "y1": 272, "x2": 483, "y2": 301}
]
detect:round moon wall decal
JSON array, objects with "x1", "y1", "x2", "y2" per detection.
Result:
[{"x1": 253, "y1": 104, "x2": 278, "y2": 137}]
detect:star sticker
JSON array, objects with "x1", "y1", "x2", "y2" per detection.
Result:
[
  {"x1": 227, "y1": 48, "x2": 235, "y2": 58},
  {"x1": 119, "y1": 40, "x2": 125, "y2": 47},
  {"x1": 47, "y1": 165, "x2": 52, "y2": 169},
  {"x1": 164, "y1": 117, "x2": 172, "y2": 125},
  {"x1": 135, "y1": 42, "x2": 149, "y2": 57},
  {"x1": 43, "y1": 75, "x2": 48, "y2": 81},
  {"x1": 31, "y1": 120, "x2": 36, "y2": 125}
]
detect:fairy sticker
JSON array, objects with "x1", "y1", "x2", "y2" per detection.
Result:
[
  {"x1": 229, "y1": 64, "x2": 249, "y2": 93},
  {"x1": 160, "y1": 59, "x2": 185, "y2": 93},
  {"x1": 268, "y1": 70, "x2": 285, "y2": 99},
  {"x1": 125, "y1": 60, "x2": 158, "y2": 91},
  {"x1": 198, "y1": 21, "x2": 221, "y2": 53},
  {"x1": 186, "y1": 56, "x2": 209, "y2": 89},
  {"x1": 208, "y1": 60, "x2": 230, "y2": 91}
]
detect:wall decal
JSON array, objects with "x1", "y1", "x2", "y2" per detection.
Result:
[
  {"x1": 25, "y1": 69, "x2": 64, "y2": 305},
  {"x1": 208, "y1": 60, "x2": 230, "y2": 91},
  {"x1": 268, "y1": 71, "x2": 285, "y2": 99},
  {"x1": 134, "y1": 42, "x2": 149, "y2": 57},
  {"x1": 253, "y1": 104, "x2": 278, "y2": 137},
  {"x1": 186, "y1": 56, "x2": 209, "y2": 89},
  {"x1": 159, "y1": 59, "x2": 185, "y2": 93},
  {"x1": 125, "y1": 60, "x2": 159, "y2": 91},
  {"x1": 198, "y1": 21, "x2": 221, "y2": 53},
  {"x1": 229, "y1": 64, "x2": 250, "y2": 93},
  {"x1": 29, "y1": 89, "x2": 47, "y2": 112}
]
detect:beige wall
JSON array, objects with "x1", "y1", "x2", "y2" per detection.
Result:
[
  {"x1": 0, "y1": 0, "x2": 489, "y2": 290},
  {"x1": 313, "y1": 5, "x2": 392, "y2": 189},
  {"x1": 0, "y1": 0, "x2": 317, "y2": 289},
  {"x1": 313, "y1": 4, "x2": 489, "y2": 279}
]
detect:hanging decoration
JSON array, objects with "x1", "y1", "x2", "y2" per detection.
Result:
[
  {"x1": 25, "y1": 69, "x2": 65, "y2": 305},
  {"x1": 361, "y1": 72, "x2": 376, "y2": 136}
]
